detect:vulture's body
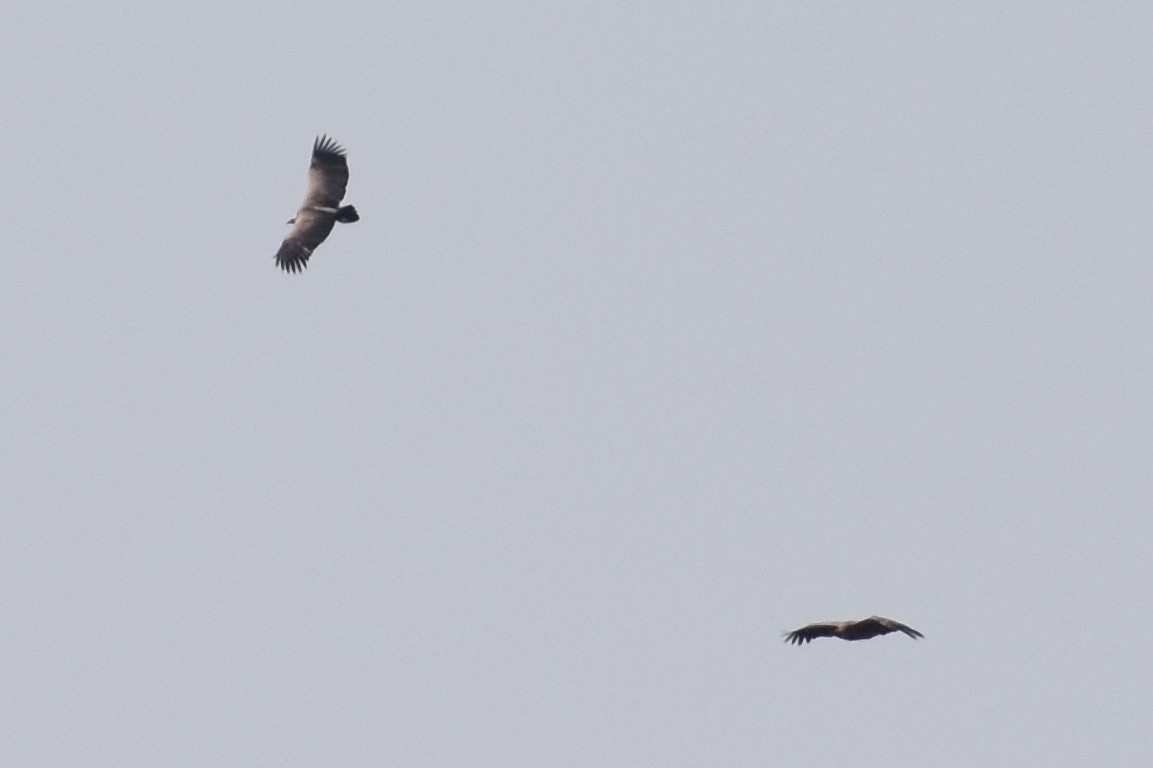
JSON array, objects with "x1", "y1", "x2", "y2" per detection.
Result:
[
  {"x1": 784, "y1": 615, "x2": 923, "y2": 645},
  {"x1": 276, "y1": 135, "x2": 358, "y2": 273}
]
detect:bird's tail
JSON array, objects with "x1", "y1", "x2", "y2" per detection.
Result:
[{"x1": 336, "y1": 205, "x2": 360, "y2": 223}]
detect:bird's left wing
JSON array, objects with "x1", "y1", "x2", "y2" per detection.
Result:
[
  {"x1": 303, "y1": 134, "x2": 351, "y2": 209},
  {"x1": 868, "y1": 616, "x2": 924, "y2": 639}
]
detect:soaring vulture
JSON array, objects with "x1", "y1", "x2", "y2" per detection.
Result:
[
  {"x1": 276, "y1": 135, "x2": 359, "y2": 273},
  {"x1": 784, "y1": 615, "x2": 923, "y2": 645}
]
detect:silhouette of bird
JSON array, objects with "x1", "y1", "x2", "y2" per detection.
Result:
[
  {"x1": 784, "y1": 615, "x2": 923, "y2": 645},
  {"x1": 276, "y1": 135, "x2": 359, "y2": 273}
]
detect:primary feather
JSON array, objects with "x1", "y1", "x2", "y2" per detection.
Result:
[{"x1": 276, "y1": 135, "x2": 359, "y2": 273}]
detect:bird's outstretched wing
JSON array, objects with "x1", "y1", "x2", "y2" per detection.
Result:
[
  {"x1": 303, "y1": 135, "x2": 351, "y2": 209},
  {"x1": 862, "y1": 615, "x2": 924, "y2": 639},
  {"x1": 783, "y1": 622, "x2": 840, "y2": 645},
  {"x1": 276, "y1": 211, "x2": 337, "y2": 273}
]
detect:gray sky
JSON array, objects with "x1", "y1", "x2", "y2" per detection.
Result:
[{"x1": 3, "y1": 2, "x2": 1152, "y2": 765}]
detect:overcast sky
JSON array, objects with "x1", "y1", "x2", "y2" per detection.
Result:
[{"x1": 3, "y1": 2, "x2": 1152, "y2": 765}]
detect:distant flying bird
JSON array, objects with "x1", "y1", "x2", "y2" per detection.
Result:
[
  {"x1": 784, "y1": 615, "x2": 924, "y2": 645},
  {"x1": 276, "y1": 135, "x2": 359, "y2": 273}
]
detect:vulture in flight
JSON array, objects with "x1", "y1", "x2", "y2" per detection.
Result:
[
  {"x1": 276, "y1": 135, "x2": 359, "y2": 273},
  {"x1": 784, "y1": 615, "x2": 923, "y2": 645}
]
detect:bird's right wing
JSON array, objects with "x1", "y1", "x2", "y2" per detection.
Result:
[
  {"x1": 784, "y1": 622, "x2": 839, "y2": 645},
  {"x1": 276, "y1": 210, "x2": 337, "y2": 273}
]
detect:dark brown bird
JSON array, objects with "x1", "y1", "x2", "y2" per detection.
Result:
[
  {"x1": 784, "y1": 615, "x2": 923, "y2": 645},
  {"x1": 276, "y1": 135, "x2": 359, "y2": 273}
]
